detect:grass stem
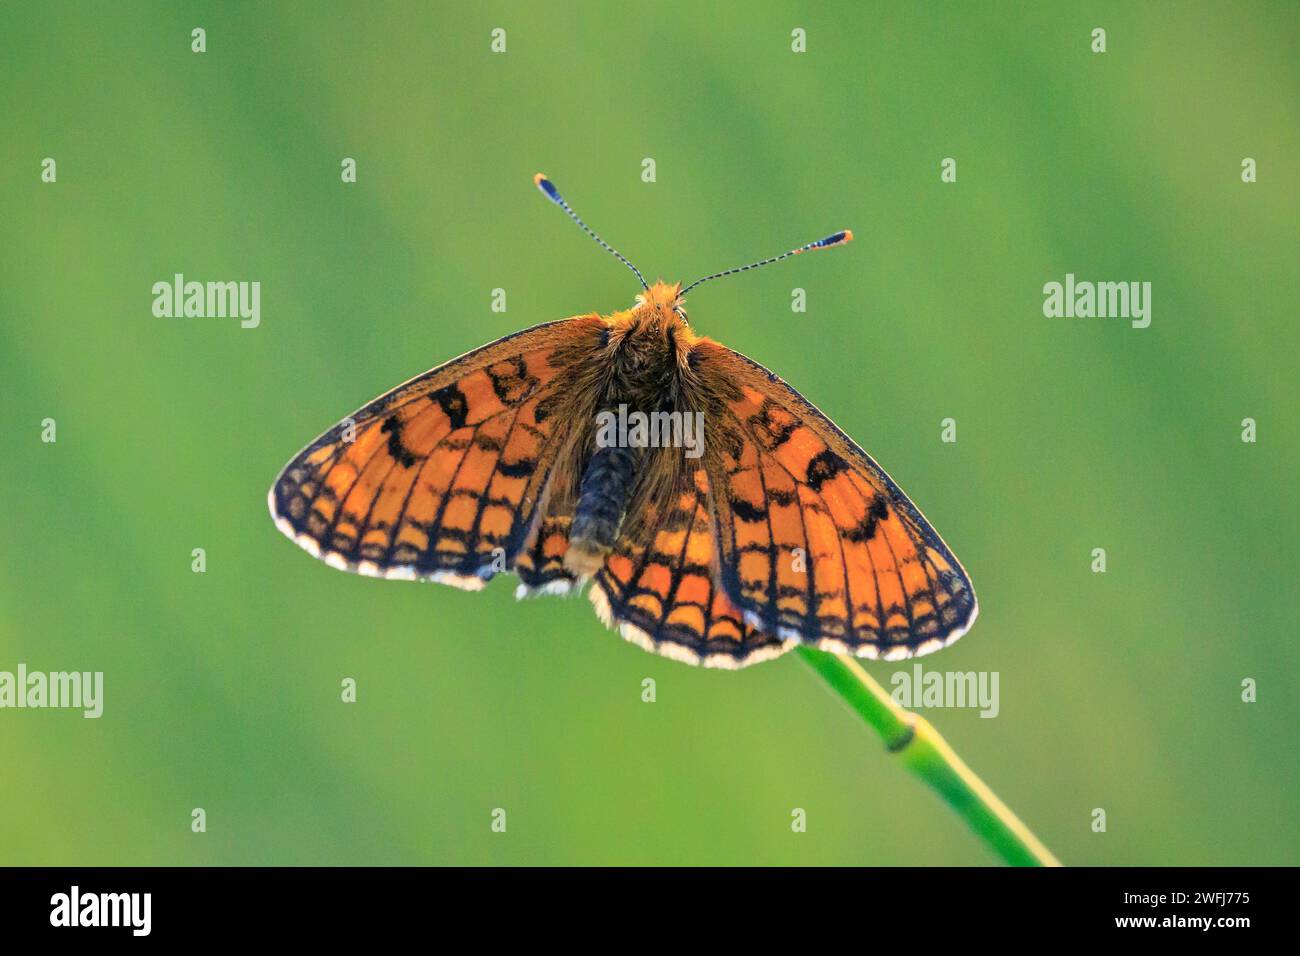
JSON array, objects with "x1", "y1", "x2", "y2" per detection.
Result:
[{"x1": 796, "y1": 646, "x2": 1061, "y2": 867}]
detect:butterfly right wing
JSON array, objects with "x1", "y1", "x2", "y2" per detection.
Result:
[{"x1": 689, "y1": 340, "x2": 978, "y2": 661}]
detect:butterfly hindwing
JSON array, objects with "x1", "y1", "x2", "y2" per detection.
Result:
[
  {"x1": 690, "y1": 340, "x2": 978, "y2": 661},
  {"x1": 514, "y1": 513, "x2": 579, "y2": 596},
  {"x1": 269, "y1": 316, "x2": 606, "y2": 587},
  {"x1": 588, "y1": 466, "x2": 792, "y2": 668}
]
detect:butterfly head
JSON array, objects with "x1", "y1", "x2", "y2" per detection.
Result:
[{"x1": 634, "y1": 281, "x2": 688, "y2": 323}]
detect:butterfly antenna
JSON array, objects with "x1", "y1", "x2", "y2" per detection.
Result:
[
  {"x1": 679, "y1": 229, "x2": 854, "y2": 297},
  {"x1": 533, "y1": 173, "x2": 648, "y2": 291}
]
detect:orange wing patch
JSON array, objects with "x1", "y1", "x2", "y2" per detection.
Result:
[
  {"x1": 589, "y1": 467, "x2": 791, "y2": 669},
  {"x1": 269, "y1": 318, "x2": 604, "y2": 587},
  {"x1": 693, "y1": 341, "x2": 977, "y2": 661}
]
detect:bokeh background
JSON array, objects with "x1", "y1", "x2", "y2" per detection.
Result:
[{"x1": 2, "y1": 1, "x2": 1296, "y2": 866}]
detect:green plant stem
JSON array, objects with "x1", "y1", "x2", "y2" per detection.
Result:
[{"x1": 796, "y1": 646, "x2": 1061, "y2": 867}]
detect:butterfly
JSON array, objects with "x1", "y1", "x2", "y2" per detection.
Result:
[{"x1": 268, "y1": 174, "x2": 977, "y2": 669}]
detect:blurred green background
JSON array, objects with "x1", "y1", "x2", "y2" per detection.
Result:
[{"x1": 2, "y1": 1, "x2": 1297, "y2": 866}]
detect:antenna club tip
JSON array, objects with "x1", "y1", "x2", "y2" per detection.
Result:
[
  {"x1": 533, "y1": 173, "x2": 561, "y2": 203},
  {"x1": 797, "y1": 230, "x2": 853, "y2": 253}
]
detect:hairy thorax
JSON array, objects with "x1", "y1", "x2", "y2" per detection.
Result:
[{"x1": 562, "y1": 282, "x2": 711, "y2": 575}]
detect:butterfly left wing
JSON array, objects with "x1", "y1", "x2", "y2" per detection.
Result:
[
  {"x1": 269, "y1": 316, "x2": 605, "y2": 587},
  {"x1": 689, "y1": 340, "x2": 978, "y2": 661}
]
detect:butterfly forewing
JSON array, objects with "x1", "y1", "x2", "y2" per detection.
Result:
[
  {"x1": 269, "y1": 317, "x2": 606, "y2": 586},
  {"x1": 691, "y1": 341, "x2": 978, "y2": 660}
]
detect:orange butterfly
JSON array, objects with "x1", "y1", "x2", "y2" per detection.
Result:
[{"x1": 269, "y1": 175, "x2": 977, "y2": 668}]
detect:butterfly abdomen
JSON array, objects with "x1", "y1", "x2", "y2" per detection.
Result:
[{"x1": 566, "y1": 442, "x2": 641, "y2": 576}]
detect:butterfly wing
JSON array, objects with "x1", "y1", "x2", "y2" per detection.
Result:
[
  {"x1": 690, "y1": 340, "x2": 978, "y2": 661},
  {"x1": 588, "y1": 466, "x2": 792, "y2": 668},
  {"x1": 269, "y1": 316, "x2": 606, "y2": 588}
]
